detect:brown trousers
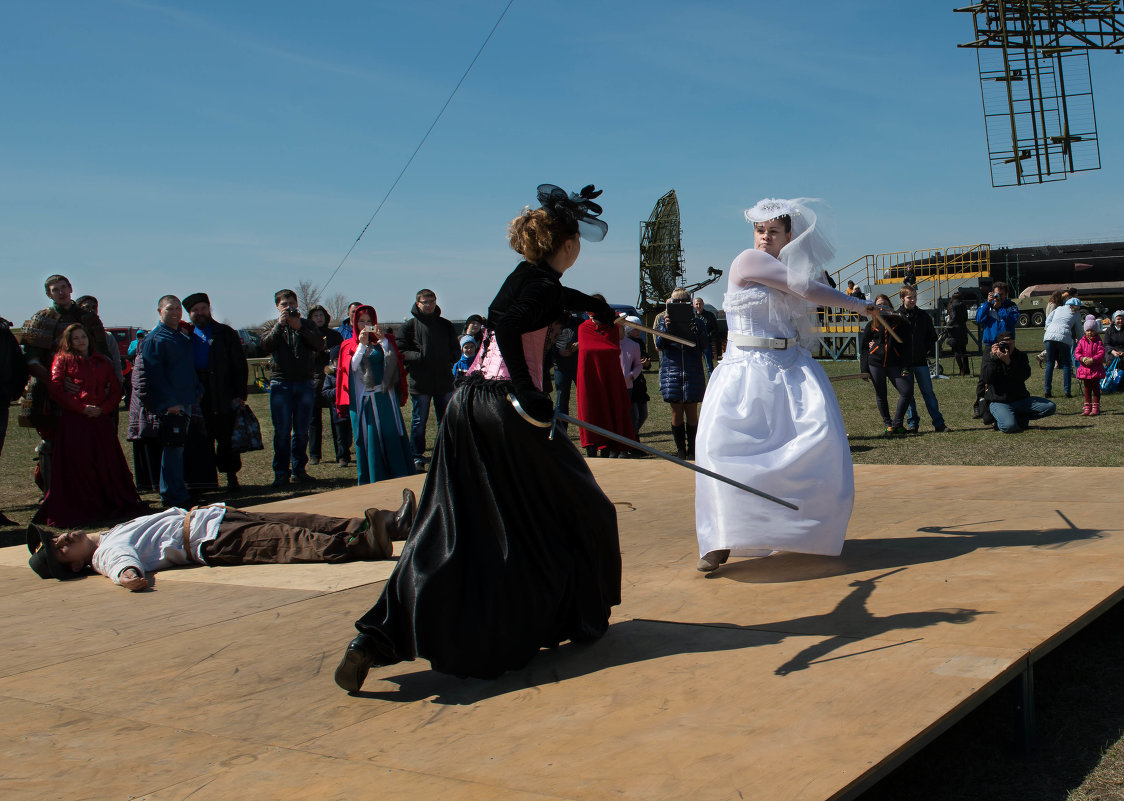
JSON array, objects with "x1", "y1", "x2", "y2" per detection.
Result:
[{"x1": 200, "y1": 508, "x2": 366, "y2": 565}]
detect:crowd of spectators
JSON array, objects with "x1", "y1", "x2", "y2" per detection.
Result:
[{"x1": 10, "y1": 269, "x2": 1115, "y2": 534}]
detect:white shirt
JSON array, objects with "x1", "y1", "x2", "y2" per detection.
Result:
[{"x1": 91, "y1": 505, "x2": 227, "y2": 584}]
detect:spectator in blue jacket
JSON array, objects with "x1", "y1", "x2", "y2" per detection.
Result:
[
  {"x1": 138, "y1": 295, "x2": 202, "y2": 508},
  {"x1": 336, "y1": 301, "x2": 361, "y2": 346},
  {"x1": 975, "y1": 281, "x2": 1019, "y2": 348}
]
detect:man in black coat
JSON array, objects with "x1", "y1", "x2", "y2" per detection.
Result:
[
  {"x1": 397, "y1": 288, "x2": 458, "y2": 472},
  {"x1": 1, "y1": 315, "x2": 28, "y2": 526},
  {"x1": 184, "y1": 293, "x2": 249, "y2": 492},
  {"x1": 979, "y1": 330, "x2": 1056, "y2": 433}
]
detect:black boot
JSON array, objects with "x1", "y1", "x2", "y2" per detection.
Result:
[
  {"x1": 686, "y1": 424, "x2": 698, "y2": 461},
  {"x1": 334, "y1": 633, "x2": 395, "y2": 692},
  {"x1": 671, "y1": 424, "x2": 687, "y2": 460}
]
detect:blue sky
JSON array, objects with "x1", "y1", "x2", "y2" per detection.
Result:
[{"x1": 4, "y1": 0, "x2": 1124, "y2": 327}]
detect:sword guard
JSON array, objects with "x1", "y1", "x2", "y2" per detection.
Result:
[{"x1": 507, "y1": 393, "x2": 554, "y2": 428}]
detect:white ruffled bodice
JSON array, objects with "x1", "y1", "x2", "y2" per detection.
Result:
[{"x1": 723, "y1": 284, "x2": 796, "y2": 340}]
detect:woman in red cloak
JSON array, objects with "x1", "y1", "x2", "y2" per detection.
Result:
[
  {"x1": 576, "y1": 295, "x2": 636, "y2": 457},
  {"x1": 35, "y1": 324, "x2": 145, "y2": 526}
]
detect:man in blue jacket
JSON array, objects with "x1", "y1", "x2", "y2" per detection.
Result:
[
  {"x1": 975, "y1": 281, "x2": 1019, "y2": 348},
  {"x1": 138, "y1": 295, "x2": 202, "y2": 508}
]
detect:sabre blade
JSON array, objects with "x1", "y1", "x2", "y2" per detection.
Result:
[
  {"x1": 505, "y1": 394, "x2": 796, "y2": 510},
  {"x1": 615, "y1": 316, "x2": 695, "y2": 347}
]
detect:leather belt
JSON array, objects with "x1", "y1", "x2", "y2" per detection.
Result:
[
  {"x1": 181, "y1": 504, "x2": 220, "y2": 562},
  {"x1": 730, "y1": 333, "x2": 790, "y2": 350},
  {"x1": 181, "y1": 507, "x2": 196, "y2": 558}
]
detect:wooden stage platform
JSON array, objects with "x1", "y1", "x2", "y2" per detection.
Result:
[{"x1": 2, "y1": 464, "x2": 1122, "y2": 801}]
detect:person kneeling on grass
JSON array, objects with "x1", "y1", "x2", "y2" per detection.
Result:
[
  {"x1": 979, "y1": 330, "x2": 1056, "y2": 434},
  {"x1": 27, "y1": 490, "x2": 416, "y2": 590}
]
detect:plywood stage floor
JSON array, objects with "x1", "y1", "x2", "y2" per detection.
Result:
[{"x1": 2, "y1": 464, "x2": 1123, "y2": 801}]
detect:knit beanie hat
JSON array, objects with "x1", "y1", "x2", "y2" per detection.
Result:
[{"x1": 1084, "y1": 318, "x2": 1099, "y2": 331}]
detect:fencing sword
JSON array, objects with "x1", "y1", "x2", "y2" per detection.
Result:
[
  {"x1": 615, "y1": 316, "x2": 695, "y2": 347},
  {"x1": 507, "y1": 394, "x2": 798, "y2": 511},
  {"x1": 869, "y1": 307, "x2": 903, "y2": 343}
]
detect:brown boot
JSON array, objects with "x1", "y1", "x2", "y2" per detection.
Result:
[
  {"x1": 697, "y1": 549, "x2": 730, "y2": 573},
  {"x1": 390, "y1": 488, "x2": 417, "y2": 541},
  {"x1": 352, "y1": 509, "x2": 394, "y2": 559}
]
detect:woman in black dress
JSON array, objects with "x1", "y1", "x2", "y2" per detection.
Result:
[{"x1": 334, "y1": 184, "x2": 622, "y2": 688}]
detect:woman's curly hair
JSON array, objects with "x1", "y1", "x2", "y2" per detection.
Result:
[{"x1": 507, "y1": 207, "x2": 578, "y2": 262}]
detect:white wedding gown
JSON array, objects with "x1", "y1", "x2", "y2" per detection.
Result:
[{"x1": 695, "y1": 249, "x2": 868, "y2": 558}]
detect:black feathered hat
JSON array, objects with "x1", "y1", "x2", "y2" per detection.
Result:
[{"x1": 537, "y1": 184, "x2": 608, "y2": 242}]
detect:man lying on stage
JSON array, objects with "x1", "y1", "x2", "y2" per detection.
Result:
[{"x1": 27, "y1": 489, "x2": 416, "y2": 591}]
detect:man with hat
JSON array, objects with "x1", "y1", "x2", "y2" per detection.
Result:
[
  {"x1": 27, "y1": 489, "x2": 417, "y2": 589},
  {"x1": 183, "y1": 292, "x2": 249, "y2": 492}
]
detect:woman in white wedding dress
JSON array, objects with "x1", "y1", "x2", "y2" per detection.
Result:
[{"x1": 694, "y1": 198, "x2": 873, "y2": 573}]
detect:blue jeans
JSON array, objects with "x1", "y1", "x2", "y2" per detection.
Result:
[
  {"x1": 1043, "y1": 339, "x2": 1073, "y2": 396},
  {"x1": 989, "y1": 396, "x2": 1056, "y2": 433},
  {"x1": 269, "y1": 379, "x2": 315, "y2": 477},
  {"x1": 906, "y1": 365, "x2": 945, "y2": 430},
  {"x1": 553, "y1": 368, "x2": 575, "y2": 435},
  {"x1": 410, "y1": 391, "x2": 452, "y2": 462}
]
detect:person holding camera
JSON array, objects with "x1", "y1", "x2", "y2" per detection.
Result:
[
  {"x1": 334, "y1": 304, "x2": 413, "y2": 485},
  {"x1": 979, "y1": 330, "x2": 1056, "y2": 433},
  {"x1": 656, "y1": 288, "x2": 708, "y2": 460},
  {"x1": 260, "y1": 289, "x2": 325, "y2": 488},
  {"x1": 975, "y1": 281, "x2": 1019, "y2": 349}
]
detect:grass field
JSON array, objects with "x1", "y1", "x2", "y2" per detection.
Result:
[{"x1": 2, "y1": 329, "x2": 1122, "y2": 799}]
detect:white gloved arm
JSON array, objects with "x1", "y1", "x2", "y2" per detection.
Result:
[{"x1": 729, "y1": 249, "x2": 869, "y2": 314}]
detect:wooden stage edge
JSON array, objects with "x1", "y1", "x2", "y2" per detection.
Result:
[{"x1": 1, "y1": 464, "x2": 1122, "y2": 801}]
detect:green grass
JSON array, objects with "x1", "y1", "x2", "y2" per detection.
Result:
[{"x1": 3, "y1": 331, "x2": 1122, "y2": 800}]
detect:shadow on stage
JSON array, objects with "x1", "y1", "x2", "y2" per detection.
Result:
[
  {"x1": 714, "y1": 510, "x2": 1102, "y2": 584},
  {"x1": 352, "y1": 568, "x2": 990, "y2": 706}
]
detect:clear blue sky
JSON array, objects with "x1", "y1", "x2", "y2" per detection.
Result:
[{"x1": 4, "y1": 1, "x2": 1124, "y2": 328}]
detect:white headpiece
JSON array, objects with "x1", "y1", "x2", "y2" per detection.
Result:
[{"x1": 744, "y1": 198, "x2": 803, "y2": 224}]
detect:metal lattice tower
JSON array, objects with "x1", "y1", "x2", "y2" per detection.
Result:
[
  {"x1": 956, "y1": 1, "x2": 1123, "y2": 186},
  {"x1": 638, "y1": 189, "x2": 685, "y2": 317}
]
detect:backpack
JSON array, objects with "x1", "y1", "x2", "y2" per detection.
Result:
[{"x1": 1102, "y1": 357, "x2": 1123, "y2": 394}]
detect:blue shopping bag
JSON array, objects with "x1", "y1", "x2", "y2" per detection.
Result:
[{"x1": 1101, "y1": 357, "x2": 1122, "y2": 394}]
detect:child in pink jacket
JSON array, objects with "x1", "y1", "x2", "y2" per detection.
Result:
[{"x1": 1075, "y1": 319, "x2": 1106, "y2": 416}]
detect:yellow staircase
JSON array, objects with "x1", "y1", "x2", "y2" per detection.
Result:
[
  {"x1": 813, "y1": 245, "x2": 991, "y2": 359},
  {"x1": 821, "y1": 244, "x2": 991, "y2": 332}
]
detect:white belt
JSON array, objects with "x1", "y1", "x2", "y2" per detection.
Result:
[{"x1": 730, "y1": 333, "x2": 790, "y2": 350}]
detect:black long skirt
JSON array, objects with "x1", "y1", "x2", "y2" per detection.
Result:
[{"x1": 354, "y1": 374, "x2": 621, "y2": 679}]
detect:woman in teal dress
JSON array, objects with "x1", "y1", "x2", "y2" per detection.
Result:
[{"x1": 334, "y1": 305, "x2": 413, "y2": 484}]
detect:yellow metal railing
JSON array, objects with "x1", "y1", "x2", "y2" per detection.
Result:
[{"x1": 818, "y1": 244, "x2": 991, "y2": 335}]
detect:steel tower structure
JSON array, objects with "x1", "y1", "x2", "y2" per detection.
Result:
[{"x1": 956, "y1": 1, "x2": 1124, "y2": 186}]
